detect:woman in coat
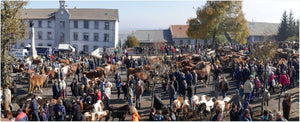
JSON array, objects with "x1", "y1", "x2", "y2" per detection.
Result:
[{"x1": 282, "y1": 93, "x2": 291, "y2": 120}]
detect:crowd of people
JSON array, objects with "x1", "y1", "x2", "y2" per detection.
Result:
[{"x1": 1, "y1": 41, "x2": 299, "y2": 121}]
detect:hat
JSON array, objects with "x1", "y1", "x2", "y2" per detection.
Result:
[{"x1": 250, "y1": 75, "x2": 254, "y2": 78}]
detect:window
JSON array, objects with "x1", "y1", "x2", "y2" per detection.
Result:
[
  {"x1": 74, "y1": 20, "x2": 78, "y2": 28},
  {"x1": 180, "y1": 40, "x2": 183, "y2": 45},
  {"x1": 104, "y1": 33, "x2": 109, "y2": 42},
  {"x1": 83, "y1": 45, "x2": 89, "y2": 52},
  {"x1": 47, "y1": 32, "x2": 52, "y2": 40},
  {"x1": 188, "y1": 40, "x2": 191, "y2": 45},
  {"x1": 84, "y1": 20, "x2": 89, "y2": 29},
  {"x1": 105, "y1": 21, "x2": 109, "y2": 30},
  {"x1": 47, "y1": 21, "x2": 52, "y2": 28},
  {"x1": 94, "y1": 33, "x2": 99, "y2": 41},
  {"x1": 59, "y1": 32, "x2": 65, "y2": 41},
  {"x1": 95, "y1": 21, "x2": 99, "y2": 29},
  {"x1": 47, "y1": 44, "x2": 52, "y2": 47},
  {"x1": 38, "y1": 20, "x2": 42, "y2": 28},
  {"x1": 38, "y1": 31, "x2": 42, "y2": 40},
  {"x1": 38, "y1": 43, "x2": 43, "y2": 46},
  {"x1": 93, "y1": 46, "x2": 99, "y2": 50},
  {"x1": 83, "y1": 33, "x2": 89, "y2": 41},
  {"x1": 73, "y1": 32, "x2": 78, "y2": 41},
  {"x1": 60, "y1": 21, "x2": 65, "y2": 28}
]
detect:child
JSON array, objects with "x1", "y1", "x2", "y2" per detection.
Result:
[{"x1": 239, "y1": 84, "x2": 244, "y2": 99}]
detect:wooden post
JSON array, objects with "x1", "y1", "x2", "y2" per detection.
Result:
[
  {"x1": 151, "y1": 82, "x2": 156, "y2": 109},
  {"x1": 278, "y1": 94, "x2": 281, "y2": 112}
]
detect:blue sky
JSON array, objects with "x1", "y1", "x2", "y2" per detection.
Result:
[{"x1": 24, "y1": 0, "x2": 300, "y2": 31}]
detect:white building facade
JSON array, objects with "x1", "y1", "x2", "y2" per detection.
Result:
[{"x1": 19, "y1": 0, "x2": 119, "y2": 53}]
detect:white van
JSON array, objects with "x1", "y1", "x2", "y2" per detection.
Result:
[{"x1": 10, "y1": 49, "x2": 29, "y2": 60}]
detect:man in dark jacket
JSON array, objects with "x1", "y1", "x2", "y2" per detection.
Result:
[
  {"x1": 192, "y1": 70, "x2": 198, "y2": 94},
  {"x1": 239, "y1": 109, "x2": 252, "y2": 121},
  {"x1": 135, "y1": 81, "x2": 144, "y2": 109},
  {"x1": 149, "y1": 108, "x2": 156, "y2": 121},
  {"x1": 54, "y1": 99, "x2": 66, "y2": 121},
  {"x1": 168, "y1": 81, "x2": 176, "y2": 107},
  {"x1": 185, "y1": 71, "x2": 193, "y2": 86},
  {"x1": 230, "y1": 104, "x2": 239, "y2": 121},
  {"x1": 31, "y1": 95, "x2": 40, "y2": 121},
  {"x1": 242, "y1": 67, "x2": 251, "y2": 83},
  {"x1": 187, "y1": 85, "x2": 194, "y2": 106},
  {"x1": 72, "y1": 100, "x2": 82, "y2": 121},
  {"x1": 53, "y1": 80, "x2": 60, "y2": 99}
]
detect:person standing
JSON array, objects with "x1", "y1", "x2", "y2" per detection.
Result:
[
  {"x1": 60, "y1": 79, "x2": 66, "y2": 98},
  {"x1": 116, "y1": 80, "x2": 122, "y2": 100},
  {"x1": 215, "y1": 76, "x2": 221, "y2": 99},
  {"x1": 229, "y1": 104, "x2": 239, "y2": 121},
  {"x1": 192, "y1": 70, "x2": 198, "y2": 94},
  {"x1": 228, "y1": 90, "x2": 242, "y2": 109},
  {"x1": 54, "y1": 99, "x2": 66, "y2": 121},
  {"x1": 31, "y1": 95, "x2": 40, "y2": 121},
  {"x1": 282, "y1": 93, "x2": 291, "y2": 120},
  {"x1": 280, "y1": 71, "x2": 289, "y2": 94},
  {"x1": 168, "y1": 81, "x2": 176, "y2": 107},
  {"x1": 72, "y1": 100, "x2": 82, "y2": 121},
  {"x1": 220, "y1": 77, "x2": 229, "y2": 99},
  {"x1": 254, "y1": 77, "x2": 261, "y2": 98},
  {"x1": 187, "y1": 85, "x2": 194, "y2": 107},
  {"x1": 128, "y1": 84, "x2": 134, "y2": 106},
  {"x1": 40, "y1": 108, "x2": 48, "y2": 121},
  {"x1": 135, "y1": 81, "x2": 144, "y2": 109},
  {"x1": 289, "y1": 66, "x2": 296, "y2": 88},
  {"x1": 181, "y1": 80, "x2": 187, "y2": 100},
  {"x1": 104, "y1": 83, "x2": 111, "y2": 109},
  {"x1": 268, "y1": 72, "x2": 277, "y2": 93},
  {"x1": 52, "y1": 80, "x2": 60, "y2": 99},
  {"x1": 244, "y1": 75, "x2": 254, "y2": 102},
  {"x1": 43, "y1": 100, "x2": 50, "y2": 121}
]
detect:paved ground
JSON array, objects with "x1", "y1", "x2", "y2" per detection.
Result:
[{"x1": 13, "y1": 60, "x2": 299, "y2": 121}]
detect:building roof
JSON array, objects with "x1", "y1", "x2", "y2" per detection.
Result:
[
  {"x1": 170, "y1": 25, "x2": 189, "y2": 38},
  {"x1": 134, "y1": 29, "x2": 172, "y2": 43},
  {"x1": 247, "y1": 22, "x2": 279, "y2": 36},
  {"x1": 20, "y1": 8, "x2": 119, "y2": 21},
  {"x1": 170, "y1": 22, "x2": 279, "y2": 39}
]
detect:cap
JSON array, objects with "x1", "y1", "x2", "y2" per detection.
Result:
[{"x1": 250, "y1": 75, "x2": 254, "y2": 78}]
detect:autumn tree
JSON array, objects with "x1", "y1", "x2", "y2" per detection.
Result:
[
  {"x1": 1, "y1": 1, "x2": 28, "y2": 87},
  {"x1": 124, "y1": 35, "x2": 139, "y2": 48},
  {"x1": 187, "y1": 1, "x2": 249, "y2": 48}
]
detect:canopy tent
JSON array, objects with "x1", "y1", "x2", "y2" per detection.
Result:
[
  {"x1": 53, "y1": 44, "x2": 75, "y2": 52},
  {"x1": 91, "y1": 48, "x2": 103, "y2": 59}
]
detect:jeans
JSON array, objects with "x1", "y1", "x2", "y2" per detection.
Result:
[
  {"x1": 245, "y1": 93, "x2": 250, "y2": 101},
  {"x1": 215, "y1": 90, "x2": 220, "y2": 100},
  {"x1": 250, "y1": 90, "x2": 254, "y2": 101},
  {"x1": 268, "y1": 82, "x2": 275, "y2": 93},
  {"x1": 170, "y1": 96, "x2": 175, "y2": 107},
  {"x1": 221, "y1": 90, "x2": 226, "y2": 99},
  {"x1": 281, "y1": 85, "x2": 286, "y2": 94},
  {"x1": 136, "y1": 95, "x2": 141, "y2": 109},
  {"x1": 129, "y1": 98, "x2": 133, "y2": 106},
  {"x1": 32, "y1": 111, "x2": 40, "y2": 121},
  {"x1": 117, "y1": 87, "x2": 121, "y2": 99}
]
